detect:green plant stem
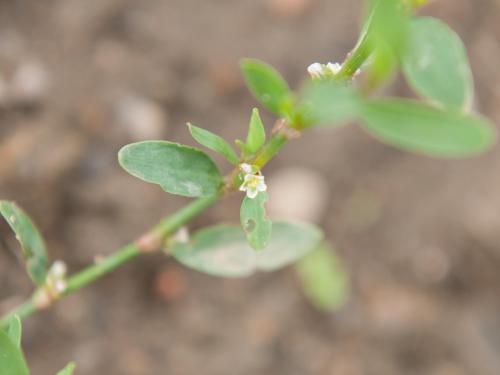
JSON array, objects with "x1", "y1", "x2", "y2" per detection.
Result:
[
  {"x1": 252, "y1": 132, "x2": 288, "y2": 168},
  {"x1": 1, "y1": 14, "x2": 374, "y2": 325},
  {"x1": 337, "y1": 24, "x2": 372, "y2": 80},
  {"x1": 0, "y1": 195, "x2": 218, "y2": 327},
  {"x1": 0, "y1": 130, "x2": 292, "y2": 328}
]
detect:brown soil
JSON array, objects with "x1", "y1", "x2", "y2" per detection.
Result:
[{"x1": 1, "y1": 0, "x2": 500, "y2": 374}]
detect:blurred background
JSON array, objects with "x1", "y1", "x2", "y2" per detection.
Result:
[{"x1": 1, "y1": 0, "x2": 500, "y2": 374}]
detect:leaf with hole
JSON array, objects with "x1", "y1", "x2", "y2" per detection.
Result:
[
  {"x1": 172, "y1": 221, "x2": 323, "y2": 277},
  {"x1": 187, "y1": 123, "x2": 239, "y2": 165},
  {"x1": 0, "y1": 201, "x2": 48, "y2": 285},
  {"x1": 0, "y1": 329, "x2": 29, "y2": 375},
  {"x1": 296, "y1": 243, "x2": 349, "y2": 311},
  {"x1": 359, "y1": 99, "x2": 496, "y2": 157},
  {"x1": 240, "y1": 59, "x2": 293, "y2": 116},
  {"x1": 402, "y1": 17, "x2": 473, "y2": 110},
  {"x1": 118, "y1": 141, "x2": 223, "y2": 197},
  {"x1": 240, "y1": 192, "x2": 272, "y2": 251}
]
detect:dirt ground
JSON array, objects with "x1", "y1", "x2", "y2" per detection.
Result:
[{"x1": 1, "y1": 0, "x2": 500, "y2": 374}]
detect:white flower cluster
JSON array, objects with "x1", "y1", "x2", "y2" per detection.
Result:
[
  {"x1": 307, "y1": 62, "x2": 343, "y2": 79},
  {"x1": 46, "y1": 260, "x2": 68, "y2": 297},
  {"x1": 239, "y1": 163, "x2": 267, "y2": 199}
]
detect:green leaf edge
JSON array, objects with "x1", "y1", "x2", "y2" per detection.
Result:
[
  {"x1": 0, "y1": 200, "x2": 48, "y2": 285},
  {"x1": 118, "y1": 140, "x2": 224, "y2": 198}
]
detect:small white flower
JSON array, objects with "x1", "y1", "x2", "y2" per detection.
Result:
[
  {"x1": 49, "y1": 260, "x2": 67, "y2": 278},
  {"x1": 239, "y1": 173, "x2": 267, "y2": 199},
  {"x1": 307, "y1": 63, "x2": 324, "y2": 79},
  {"x1": 53, "y1": 279, "x2": 67, "y2": 294},
  {"x1": 307, "y1": 61, "x2": 343, "y2": 79},
  {"x1": 326, "y1": 62, "x2": 342, "y2": 75},
  {"x1": 45, "y1": 260, "x2": 68, "y2": 298}
]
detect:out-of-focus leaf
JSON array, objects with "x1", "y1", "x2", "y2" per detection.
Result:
[
  {"x1": 402, "y1": 17, "x2": 473, "y2": 111},
  {"x1": 187, "y1": 123, "x2": 239, "y2": 165},
  {"x1": 172, "y1": 221, "x2": 323, "y2": 277},
  {"x1": 240, "y1": 59, "x2": 293, "y2": 116},
  {"x1": 365, "y1": 0, "x2": 410, "y2": 83},
  {"x1": 0, "y1": 329, "x2": 29, "y2": 375},
  {"x1": 360, "y1": 99, "x2": 496, "y2": 157},
  {"x1": 0, "y1": 201, "x2": 48, "y2": 285},
  {"x1": 246, "y1": 108, "x2": 266, "y2": 154},
  {"x1": 299, "y1": 81, "x2": 362, "y2": 127},
  {"x1": 56, "y1": 362, "x2": 76, "y2": 375},
  {"x1": 118, "y1": 141, "x2": 223, "y2": 197},
  {"x1": 3, "y1": 316, "x2": 22, "y2": 349},
  {"x1": 296, "y1": 243, "x2": 349, "y2": 311},
  {"x1": 240, "y1": 192, "x2": 272, "y2": 251}
]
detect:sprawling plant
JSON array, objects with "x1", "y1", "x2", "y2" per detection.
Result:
[{"x1": 0, "y1": 0, "x2": 496, "y2": 373}]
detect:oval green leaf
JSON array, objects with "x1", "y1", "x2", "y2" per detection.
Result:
[
  {"x1": 240, "y1": 59, "x2": 293, "y2": 116},
  {"x1": 295, "y1": 243, "x2": 349, "y2": 311},
  {"x1": 0, "y1": 329, "x2": 29, "y2": 375},
  {"x1": 0, "y1": 201, "x2": 48, "y2": 285},
  {"x1": 240, "y1": 192, "x2": 272, "y2": 251},
  {"x1": 403, "y1": 17, "x2": 473, "y2": 110},
  {"x1": 360, "y1": 99, "x2": 496, "y2": 157},
  {"x1": 118, "y1": 141, "x2": 223, "y2": 197},
  {"x1": 56, "y1": 362, "x2": 76, "y2": 375},
  {"x1": 246, "y1": 108, "x2": 266, "y2": 154},
  {"x1": 172, "y1": 221, "x2": 323, "y2": 277},
  {"x1": 187, "y1": 123, "x2": 239, "y2": 165}
]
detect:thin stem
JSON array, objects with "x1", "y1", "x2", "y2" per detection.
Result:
[
  {"x1": 1, "y1": 21, "x2": 372, "y2": 327},
  {"x1": 1, "y1": 196, "x2": 218, "y2": 327},
  {"x1": 0, "y1": 300, "x2": 36, "y2": 325},
  {"x1": 252, "y1": 132, "x2": 288, "y2": 169},
  {"x1": 337, "y1": 20, "x2": 372, "y2": 80}
]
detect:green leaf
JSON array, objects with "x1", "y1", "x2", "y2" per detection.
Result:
[
  {"x1": 0, "y1": 329, "x2": 29, "y2": 375},
  {"x1": 299, "y1": 81, "x2": 361, "y2": 127},
  {"x1": 187, "y1": 123, "x2": 239, "y2": 165},
  {"x1": 240, "y1": 192, "x2": 272, "y2": 251},
  {"x1": 3, "y1": 316, "x2": 22, "y2": 349},
  {"x1": 235, "y1": 139, "x2": 251, "y2": 157},
  {"x1": 246, "y1": 108, "x2": 266, "y2": 154},
  {"x1": 402, "y1": 17, "x2": 473, "y2": 110},
  {"x1": 118, "y1": 141, "x2": 223, "y2": 197},
  {"x1": 296, "y1": 243, "x2": 349, "y2": 311},
  {"x1": 240, "y1": 59, "x2": 293, "y2": 116},
  {"x1": 172, "y1": 221, "x2": 323, "y2": 277},
  {"x1": 0, "y1": 201, "x2": 48, "y2": 285},
  {"x1": 360, "y1": 99, "x2": 496, "y2": 157},
  {"x1": 56, "y1": 362, "x2": 76, "y2": 375}
]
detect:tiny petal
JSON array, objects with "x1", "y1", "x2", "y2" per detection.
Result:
[
  {"x1": 243, "y1": 174, "x2": 254, "y2": 183},
  {"x1": 50, "y1": 260, "x2": 67, "y2": 278},
  {"x1": 247, "y1": 188, "x2": 259, "y2": 199},
  {"x1": 240, "y1": 163, "x2": 253, "y2": 174},
  {"x1": 307, "y1": 63, "x2": 323, "y2": 78},
  {"x1": 53, "y1": 280, "x2": 67, "y2": 294},
  {"x1": 326, "y1": 62, "x2": 342, "y2": 75},
  {"x1": 257, "y1": 183, "x2": 267, "y2": 192}
]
